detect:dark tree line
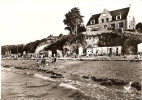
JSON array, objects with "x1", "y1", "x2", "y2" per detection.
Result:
[
  {"x1": 136, "y1": 22, "x2": 142, "y2": 33},
  {"x1": 63, "y1": 7, "x2": 86, "y2": 35}
]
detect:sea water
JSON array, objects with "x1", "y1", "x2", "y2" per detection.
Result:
[{"x1": 1, "y1": 66, "x2": 141, "y2": 99}]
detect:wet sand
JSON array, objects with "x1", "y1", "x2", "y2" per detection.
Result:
[{"x1": 2, "y1": 68, "x2": 93, "y2": 99}]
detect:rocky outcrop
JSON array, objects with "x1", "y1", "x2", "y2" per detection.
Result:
[
  {"x1": 131, "y1": 82, "x2": 142, "y2": 91},
  {"x1": 50, "y1": 73, "x2": 64, "y2": 78},
  {"x1": 3, "y1": 65, "x2": 11, "y2": 68},
  {"x1": 35, "y1": 44, "x2": 48, "y2": 53},
  {"x1": 82, "y1": 75, "x2": 90, "y2": 79},
  {"x1": 100, "y1": 80, "x2": 113, "y2": 86},
  {"x1": 110, "y1": 79, "x2": 128, "y2": 85},
  {"x1": 91, "y1": 76, "x2": 108, "y2": 82}
]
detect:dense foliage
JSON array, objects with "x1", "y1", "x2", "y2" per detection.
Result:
[
  {"x1": 1, "y1": 44, "x2": 24, "y2": 55},
  {"x1": 98, "y1": 32, "x2": 142, "y2": 54},
  {"x1": 44, "y1": 35, "x2": 69, "y2": 53},
  {"x1": 1, "y1": 36, "x2": 55, "y2": 55},
  {"x1": 63, "y1": 7, "x2": 85, "y2": 34},
  {"x1": 136, "y1": 22, "x2": 142, "y2": 33},
  {"x1": 2, "y1": 32, "x2": 142, "y2": 56},
  {"x1": 44, "y1": 34, "x2": 86, "y2": 54}
]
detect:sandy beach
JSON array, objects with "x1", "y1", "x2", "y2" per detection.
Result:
[{"x1": 1, "y1": 58, "x2": 142, "y2": 99}]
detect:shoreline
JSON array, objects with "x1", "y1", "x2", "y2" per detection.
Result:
[
  {"x1": 2, "y1": 57, "x2": 142, "y2": 61},
  {"x1": 2, "y1": 54, "x2": 142, "y2": 61},
  {"x1": 1, "y1": 59, "x2": 142, "y2": 92}
]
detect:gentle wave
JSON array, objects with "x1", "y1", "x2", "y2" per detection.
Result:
[
  {"x1": 33, "y1": 74, "x2": 55, "y2": 81},
  {"x1": 59, "y1": 83, "x2": 78, "y2": 90},
  {"x1": 1, "y1": 67, "x2": 12, "y2": 72}
]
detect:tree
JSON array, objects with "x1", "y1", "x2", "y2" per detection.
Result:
[
  {"x1": 63, "y1": 7, "x2": 84, "y2": 35},
  {"x1": 136, "y1": 22, "x2": 142, "y2": 33},
  {"x1": 78, "y1": 24, "x2": 86, "y2": 33},
  {"x1": 59, "y1": 33, "x2": 63, "y2": 38}
]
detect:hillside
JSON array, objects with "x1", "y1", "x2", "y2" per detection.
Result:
[
  {"x1": 2, "y1": 32, "x2": 142, "y2": 56},
  {"x1": 44, "y1": 32, "x2": 142, "y2": 55},
  {"x1": 1, "y1": 36, "x2": 58, "y2": 55}
]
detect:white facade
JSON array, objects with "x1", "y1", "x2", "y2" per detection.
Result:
[
  {"x1": 138, "y1": 43, "x2": 142, "y2": 53},
  {"x1": 48, "y1": 50, "x2": 52, "y2": 57},
  {"x1": 78, "y1": 47, "x2": 83, "y2": 56},
  {"x1": 101, "y1": 47, "x2": 108, "y2": 55},
  {"x1": 57, "y1": 50, "x2": 63, "y2": 57},
  {"x1": 86, "y1": 46, "x2": 122, "y2": 56},
  {"x1": 86, "y1": 48, "x2": 93, "y2": 56}
]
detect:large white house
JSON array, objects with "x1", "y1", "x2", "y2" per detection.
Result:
[{"x1": 86, "y1": 4, "x2": 135, "y2": 32}]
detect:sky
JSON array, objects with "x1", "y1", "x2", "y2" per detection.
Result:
[{"x1": 0, "y1": 0, "x2": 142, "y2": 46}]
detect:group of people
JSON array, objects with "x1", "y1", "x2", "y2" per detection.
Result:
[{"x1": 36, "y1": 54, "x2": 57, "y2": 68}]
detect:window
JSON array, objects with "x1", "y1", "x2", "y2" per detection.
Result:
[
  {"x1": 116, "y1": 15, "x2": 121, "y2": 20},
  {"x1": 104, "y1": 25, "x2": 107, "y2": 29},
  {"x1": 118, "y1": 22, "x2": 123, "y2": 28},
  {"x1": 110, "y1": 24, "x2": 115, "y2": 29},
  {"x1": 90, "y1": 20, "x2": 95, "y2": 24},
  {"x1": 106, "y1": 18, "x2": 109, "y2": 22},
  {"x1": 101, "y1": 19, "x2": 104, "y2": 23},
  {"x1": 117, "y1": 16, "x2": 120, "y2": 19},
  {"x1": 103, "y1": 14, "x2": 106, "y2": 16}
]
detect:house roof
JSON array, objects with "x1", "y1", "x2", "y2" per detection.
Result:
[
  {"x1": 87, "y1": 7, "x2": 130, "y2": 26},
  {"x1": 110, "y1": 7, "x2": 129, "y2": 21},
  {"x1": 87, "y1": 13, "x2": 101, "y2": 26}
]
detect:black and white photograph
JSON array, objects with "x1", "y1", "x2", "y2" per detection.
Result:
[{"x1": 1, "y1": 0, "x2": 142, "y2": 99}]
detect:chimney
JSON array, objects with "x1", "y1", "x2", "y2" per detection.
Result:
[
  {"x1": 129, "y1": 4, "x2": 131, "y2": 8},
  {"x1": 90, "y1": 13, "x2": 92, "y2": 17}
]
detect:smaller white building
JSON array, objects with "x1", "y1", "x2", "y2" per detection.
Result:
[
  {"x1": 57, "y1": 50, "x2": 63, "y2": 57},
  {"x1": 86, "y1": 48, "x2": 93, "y2": 56},
  {"x1": 138, "y1": 43, "x2": 142, "y2": 53},
  {"x1": 48, "y1": 50, "x2": 52, "y2": 57},
  {"x1": 86, "y1": 46, "x2": 122, "y2": 56},
  {"x1": 78, "y1": 47, "x2": 83, "y2": 56}
]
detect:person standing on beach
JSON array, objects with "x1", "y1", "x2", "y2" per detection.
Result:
[
  {"x1": 53, "y1": 54, "x2": 57, "y2": 65},
  {"x1": 41, "y1": 56, "x2": 46, "y2": 67}
]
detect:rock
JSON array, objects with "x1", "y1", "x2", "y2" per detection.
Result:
[
  {"x1": 91, "y1": 76, "x2": 108, "y2": 82},
  {"x1": 37, "y1": 69, "x2": 46, "y2": 73},
  {"x1": 100, "y1": 80, "x2": 113, "y2": 86},
  {"x1": 3, "y1": 65, "x2": 11, "y2": 68},
  {"x1": 21, "y1": 67, "x2": 27, "y2": 69},
  {"x1": 50, "y1": 74, "x2": 64, "y2": 78},
  {"x1": 131, "y1": 82, "x2": 141, "y2": 91},
  {"x1": 110, "y1": 79, "x2": 128, "y2": 85},
  {"x1": 50, "y1": 73, "x2": 64, "y2": 78},
  {"x1": 54, "y1": 73, "x2": 63, "y2": 76},
  {"x1": 82, "y1": 75, "x2": 90, "y2": 79},
  {"x1": 46, "y1": 71, "x2": 55, "y2": 74},
  {"x1": 14, "y1": 66, "x2": 22, "y2": 69}
]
